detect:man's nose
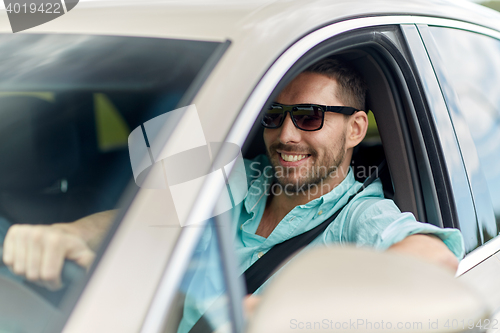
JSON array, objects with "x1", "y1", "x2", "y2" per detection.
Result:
[{"x1": 278, "y1": 113, "x2": 301, "y2": 144}]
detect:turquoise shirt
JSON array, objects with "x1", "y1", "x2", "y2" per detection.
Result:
[
  {"x1": 177, "y1": 155, "x2": 465, "y2": 332},
  {"x1": 236, "y1": 155, "x2": 464, "y2": 283}
]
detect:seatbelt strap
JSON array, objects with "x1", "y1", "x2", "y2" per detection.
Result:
[{"x1": 243, "y1": 159, "x2": 387, "y2": 294}]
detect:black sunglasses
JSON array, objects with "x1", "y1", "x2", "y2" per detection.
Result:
[{"x1": 261, "y1": 102, "x2": 359, "y2": 131}]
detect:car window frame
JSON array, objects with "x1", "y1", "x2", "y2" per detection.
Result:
[
  {"x1": 401, "y1": 24, "x2": 480, "y2": 252},
  {"x1": 229, "y1": 17, "x2": 476, "y2": 231}
]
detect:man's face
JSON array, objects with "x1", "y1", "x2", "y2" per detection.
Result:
[{"x1": 263, "y1": 72, "x2": 349, "y2": 192}]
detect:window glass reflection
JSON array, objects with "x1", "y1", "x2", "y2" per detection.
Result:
[
  {"x1": 429, "y1": 27, "x2": 500, "y2": 242},
  {"x1": 169, "y1": 220, "x2": 233, "y2": 333}
]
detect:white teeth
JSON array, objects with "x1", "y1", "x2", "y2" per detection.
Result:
[{"x1": 280, "y1": 153, "x2": 307, "y2": 162}]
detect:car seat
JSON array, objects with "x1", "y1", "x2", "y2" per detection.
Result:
[{"x1": 0, "y1": 95, "x2": 91, "y2": 224}]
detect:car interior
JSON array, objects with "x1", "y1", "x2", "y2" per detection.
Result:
[
  {"x1": 0, "y1": 33, "x2": 219, "y2": 228},
  {"x1": 242, "y1": 47, "x2": 426, "y2": 225},
  {"x1": 0, "y1": 89, "x2": 192, "y2": 333},
  {"x1": 0, "y1": 92, "x2": 177, "y2": 226}
]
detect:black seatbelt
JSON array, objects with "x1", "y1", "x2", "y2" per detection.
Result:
[
  {"x1": 243, "y1": 159, "x2": 387, "y2": 294},
  {"x1": 189, "y1": 160, "x2": 386, "y2": 332}
]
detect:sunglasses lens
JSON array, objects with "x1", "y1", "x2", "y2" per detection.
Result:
[
  {"x1": 262, "y1": 105, "x2": 284, "y2": 128},
  {"x1": 293, "y1": 105, "x2": 323, "y2": 130}
]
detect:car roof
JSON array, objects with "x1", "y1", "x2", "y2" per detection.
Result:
[{"x1": 1, "y1": 0, "x2": 499, "y2": 41}]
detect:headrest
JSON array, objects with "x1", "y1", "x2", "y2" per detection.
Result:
[{"x1": 0, "y1": 96, "x2": 79, "y2": 190}]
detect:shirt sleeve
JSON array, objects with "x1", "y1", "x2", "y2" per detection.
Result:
[{"x1": 342, "y1": 196, "x2": 465, "y2": 260}]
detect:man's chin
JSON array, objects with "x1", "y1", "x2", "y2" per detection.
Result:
[{"x1": 274, "y1": 178, "x2": 313, "y2": 193}]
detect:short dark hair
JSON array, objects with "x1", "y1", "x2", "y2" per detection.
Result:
[{"x1": 304, "y1": 56, "x2": 367, "y2": 112}]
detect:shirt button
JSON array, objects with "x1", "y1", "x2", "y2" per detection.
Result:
[
  {"x1": 257, "y1": 251, "x2": 264, "y2": 258},
  {"x1": 318, "y1": 210, "x2": 323, "y2": 215}
]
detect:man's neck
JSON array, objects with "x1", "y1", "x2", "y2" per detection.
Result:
[{"x1": 255, "y1": 166, "x2": 350, "y2": 238}]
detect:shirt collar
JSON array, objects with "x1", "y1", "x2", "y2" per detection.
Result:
[
  {"x1": 244, "y1": 157, "x2": 357, "y2": 213},
  {"x1": 244, "y1": 163, "x2": 273, "y2": 214},
  {"x1": 297, "y1": 167, "x2": 357, "y2": 210}
]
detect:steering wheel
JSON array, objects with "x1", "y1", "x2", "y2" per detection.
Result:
[{"x1": 0, "y1": 247, "x2": 86, "y2": 333}]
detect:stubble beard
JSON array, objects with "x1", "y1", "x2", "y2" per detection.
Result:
[{"x1": 266, "y1": 135, "x2": 346, "y2": 194}]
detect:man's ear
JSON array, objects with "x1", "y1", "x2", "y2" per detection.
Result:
[{"x1": 346, "y1": 111, "x2": 368, "y2": 149}]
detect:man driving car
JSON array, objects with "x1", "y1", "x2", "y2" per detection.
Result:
[{"x1": 1, "y1": 56, "x2": 464, "y2": 295}]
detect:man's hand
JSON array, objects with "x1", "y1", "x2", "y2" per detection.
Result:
[
  {"x1": 243, "y1": 295, "x2": 261, "y2": 318},
  {"x1": 387, "y1": 234, "x2": 459, "y2": 273},
  {"x1": 2, "y1": 224, "x2": 94, "y2": 290},
  {"x1": 1, "y1": 210, "x2": 115, "y2": 290}
]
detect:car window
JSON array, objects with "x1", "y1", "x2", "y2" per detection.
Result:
[
  {"x1": 166, "y1": 220, "x2": 234, "y2": 333},
  {"x1": 427, "y1": 26, "x2": 500, "y2": 243},
  {"x1": 0, "y1": 33, "x2": 222, "y2": 332},
  {"x1": 93, "y1": 93, "x2": 130, "y2": 152}
]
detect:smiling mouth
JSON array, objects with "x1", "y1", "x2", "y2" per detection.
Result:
[{"x1": 280, "y1": 153, "x2": 310, "y2": 162}]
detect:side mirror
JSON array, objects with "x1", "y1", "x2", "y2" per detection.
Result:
[{"x1": 246, "y1": 246, "x2": 489, "y2": 333}]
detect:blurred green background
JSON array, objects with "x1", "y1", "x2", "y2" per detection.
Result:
[{"x1": 479, "y1": 0, "x2": 500, "y2": 11}]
